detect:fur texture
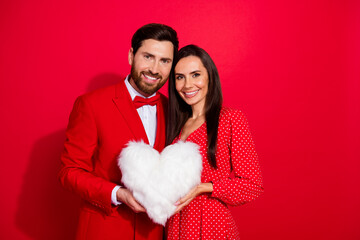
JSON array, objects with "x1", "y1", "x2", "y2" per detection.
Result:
[{"x1": 118, "y1": 141, "x2": 202, "y2": 226}]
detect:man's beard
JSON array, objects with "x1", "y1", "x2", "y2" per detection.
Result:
[{"x1": 130, "y1": 65, "x2": 167, "y2": 95}]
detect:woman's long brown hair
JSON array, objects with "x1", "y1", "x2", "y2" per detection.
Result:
[{"x1": 166, "y1": 45, "x2": 223, "y2": 168}]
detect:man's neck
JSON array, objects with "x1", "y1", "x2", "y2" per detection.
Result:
[{"x1": 128, "y1": 77, "x2": 152, "y2": 98}]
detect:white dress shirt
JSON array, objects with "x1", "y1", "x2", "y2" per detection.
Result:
[{"x1": 111, "y1": 76, "x2": 158, "y2": 205}]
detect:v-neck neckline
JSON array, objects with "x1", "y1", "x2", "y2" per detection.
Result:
[{"x1": 179, "y1": 121, "x2": 206, "y2": 142}]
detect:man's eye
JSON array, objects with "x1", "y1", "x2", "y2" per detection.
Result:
[{"x1": 144, "y1": 55, "x2": 151, "y2": 59}]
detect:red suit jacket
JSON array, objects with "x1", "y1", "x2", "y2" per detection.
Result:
[{"x1": 59, "y1": 80, "x2": 166, "y2": 240}]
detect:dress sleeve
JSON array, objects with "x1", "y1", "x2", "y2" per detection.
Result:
[
  {"x1": 211, "y1": 110, "x2": 264, "y2": 206},
  {"x1": 58, "y1": 95, "x2": 116, "y2": 214}
]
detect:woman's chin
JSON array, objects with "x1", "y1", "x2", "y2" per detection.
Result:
[{"x1": 182, "y1": 98, "x2": 194, "y2": 106}]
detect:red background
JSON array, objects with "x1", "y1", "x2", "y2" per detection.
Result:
[{"x1": 1, "y1": 0, "x2": 359, "y2": 239}]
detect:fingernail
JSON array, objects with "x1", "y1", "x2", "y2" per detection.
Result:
[{"x1": 175, "y1": 201, "x2": 179, "y2": 206}]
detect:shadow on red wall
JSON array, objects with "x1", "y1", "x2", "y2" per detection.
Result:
[
  {"x1": 15, "y1": 130, "x2": 81, "y2": 239},
  {"x1": 86, "y1": 73, "x2": 127, "y2": 92},
  {"x1": 15, "y1": 73, "x2": 126, "y2": 239}
]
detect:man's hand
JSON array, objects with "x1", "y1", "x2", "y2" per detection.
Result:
[{"x1": 116, "y1": 188, "x2": 146, "y2": 213}]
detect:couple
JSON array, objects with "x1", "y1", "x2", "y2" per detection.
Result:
[{"x1": 59, "y1": 23, "x2": 264, "y2": 240}]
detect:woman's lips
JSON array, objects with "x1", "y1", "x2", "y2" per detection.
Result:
[{"x1": 183, "y1": 90, "x2": 199, "y2": 98}]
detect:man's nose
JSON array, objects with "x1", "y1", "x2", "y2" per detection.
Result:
[{"x1": 149, "y1": 61, "x2": 160, "y2": 75}]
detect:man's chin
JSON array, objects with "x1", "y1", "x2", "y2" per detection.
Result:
[{"x1": 138, "y1": 83, "x2": 158, "y2": 96}]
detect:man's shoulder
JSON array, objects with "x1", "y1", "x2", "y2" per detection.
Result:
[
  {"x1": 81, "y1": 83, "x2": 121, "y2": 100},
  {"x1": 71, "y1": 82, "x2": 125, "y2": 112}
]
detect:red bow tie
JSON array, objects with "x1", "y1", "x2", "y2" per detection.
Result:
[{"x1": 133, "y1": 95, "x2": 160, "y2": 109}]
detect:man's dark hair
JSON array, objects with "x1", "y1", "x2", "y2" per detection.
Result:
[
  {"x1": 166, "y1": 45, "x2": 223, "y2": 169},
  {"x1": 131, "y1": 23, "x2": 179, "y2": 57}
]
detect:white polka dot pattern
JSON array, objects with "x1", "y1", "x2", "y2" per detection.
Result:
[{"x1": 166, "y1": 107, "x2": 264, "y2": 240}]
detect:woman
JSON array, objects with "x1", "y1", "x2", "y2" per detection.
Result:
[{"x1": 166, "y1": 45, "x2": 264, "y2": 239}]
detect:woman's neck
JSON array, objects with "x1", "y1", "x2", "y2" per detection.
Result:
[{"x1": 191, "y1": 102, "x2": 206, "y2": 120}]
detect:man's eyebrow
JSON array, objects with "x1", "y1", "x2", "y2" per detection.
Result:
[
  {"x1": 161, "y1": 57, "x2": 173, "y2": 61},
  {"x1": 142, "y1": 52, "x2": 172, "y2": 61},
  {"x1": 142, "y1": 52, "x2": 154, "y2": 57}
]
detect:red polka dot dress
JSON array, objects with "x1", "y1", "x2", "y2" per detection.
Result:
[{"x1": 166, "y1": 108, "x2": 264, "y2": 240}]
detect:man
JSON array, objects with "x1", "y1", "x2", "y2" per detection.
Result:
[{"x1": 59, "y1": 23, "x2": 178, "y2": 240}]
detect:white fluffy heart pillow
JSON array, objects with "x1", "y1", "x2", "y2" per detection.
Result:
[{"x1": 118, "y1": 141, "x2": 202, "y2": 226}]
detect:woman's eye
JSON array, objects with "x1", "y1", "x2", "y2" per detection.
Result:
[
  {"x1": 193, "y1": 73, "x2": 200, "y2": 78},
  {"x1": 176, "y1": 76, "x2": 183, "y2": 80}
]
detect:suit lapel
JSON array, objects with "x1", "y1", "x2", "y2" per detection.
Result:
[
  {"x1": 153, "y1": 95, "x2": 167, "y2": 151},
  {"x1": 112, "y1": 80, "x2": 149, "y2": 144}
]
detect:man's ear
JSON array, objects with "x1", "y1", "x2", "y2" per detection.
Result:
[{"x1": 128, "y1": 48, "x2": 134, "y2": 65}]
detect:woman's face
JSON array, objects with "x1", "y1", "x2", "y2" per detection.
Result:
[{"x1": 175, "y1": 56, "x2": 209, "y2": 110}]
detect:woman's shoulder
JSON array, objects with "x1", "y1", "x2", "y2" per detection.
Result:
[
  {"x1": 218, "y1": 107, "x2": 251, "y2": 138},
  {"x1": 220, "y1": 107, "x2": 247, "y2": 122}
]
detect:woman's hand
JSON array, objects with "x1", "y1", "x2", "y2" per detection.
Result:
[{"x1": 174, "y1": 182, "x2": 213, "y2": 214}]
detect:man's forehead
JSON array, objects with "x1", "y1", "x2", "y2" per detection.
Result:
[{"x1": 137, "y1": 39, "x2": 174, "y2": 58}]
